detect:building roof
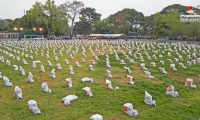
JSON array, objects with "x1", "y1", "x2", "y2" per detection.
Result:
[
  {"x1": 128, "y1": 32, "x2": 141, "y2": 37},
  {"x1": 89, "y1": 34, "x2": 104, "y2": 37},
  {"x1": 89, "y1": 34, "x2": 124, "y2": 37}
]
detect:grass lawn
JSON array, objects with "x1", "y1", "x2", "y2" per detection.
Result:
[{"x1": 0, "y1": 40, "x2": 200, "y2": 120}]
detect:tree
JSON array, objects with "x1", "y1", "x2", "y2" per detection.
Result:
[
  {"x1": 26, "y1": 1, "x2": 49, "y2": 35},
  {"x1": 164, "y1": 12, "x2": 185, "y2": 38},
  {"x1": 106, "y1": 8, "x2": 144, "y2": 34},
  {"x1": 80, "y1": 7, "x2": 101, "y2": 33},
  {"x1": 0, "y1": 19, "x2": 13, "y2": 31},
  {"x1": 73, "y1": 18, "x2": 91, "y2": 35},
  {"x1": 153, "y1": 13, "x2": 171, "y2": 37},
  {"x1": 142, "y1": 15, "x2": 155, "y2": 35},
  {"x1": 93, "y1": 20, "x2": 109, "y2": 34},
  {"x1": 52, "y1": 19, "x2": 68, "y2": 35},
  {"x1": 184, "y1": 22, "x2": 200, "y2": 40},
  {"x1": 122, "y1": 8, "x2": 144, "y2": 32},
  {"x1": 44, "y1": 0, "x2": 61, "y2": 36},
  {"x1": 59, "y1": 1, "x2": 84, "y2": 37}
]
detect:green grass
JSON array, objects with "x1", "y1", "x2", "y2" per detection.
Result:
[{"x1": 0, "y1": 40, "x2": 200, "y2": 120}]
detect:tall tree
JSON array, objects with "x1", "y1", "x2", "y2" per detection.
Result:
[
  {"x1": 184, "y1": 22, "x2": 200, "y2": 40},
  {"x1": 44, "y1": 0, "x2": 61, "y2": 36},
  {"x1": 26, "y1": 1, "x2": 49, "y2": 35},
  {"x1": 122, "y1": 8, "x2": 144, "y2": 32},
  {"x1": 93, "y1": 20, "x2": 109, "y2": 34},
  {"x1": 164, "y1": 12, "x2": 185, "y2": 38},
  {"x1": 79, "y1": 7, "x2": 101, "y2": 33},
  {"x1": 107, "y1": 8, "x2": 144, "y2": 34},
  {"x1": 0, "y1": 19, "x2": 13, "y2": 31},
  {"x1": 73, "y1": 18, "x2": 91, "y2": 35},
  {"x1": 59, "y1": 1, "x2": 84, "y2": 37},
  {"x1": 153, "y1": 13, "x2": 171, "y2": 37}
]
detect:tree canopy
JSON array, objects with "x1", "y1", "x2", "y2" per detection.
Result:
[{"x1": 1, "y1": 3, "x2": 200, "y2": 40}]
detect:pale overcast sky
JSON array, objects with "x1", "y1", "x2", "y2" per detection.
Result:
[{"x1": 0, "y1": 0, "x2": 199, "y2": 20}]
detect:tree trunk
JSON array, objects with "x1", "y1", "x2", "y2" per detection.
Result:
[
  {"x1": 70, "y1": 19, "x2": 75, "y2": 38},
  {"x1": 90, "y1": 23, "x2": 93, "y2": 34},
  {"x1": 46, "y1": 25, "x2": 50, "y2": 37}
]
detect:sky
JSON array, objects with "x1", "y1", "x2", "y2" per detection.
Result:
[{"x1": 0, "y1": 0, "x2": 199, "y2": 20}]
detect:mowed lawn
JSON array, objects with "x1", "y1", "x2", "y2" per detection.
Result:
[{"x1": 0, "y1": 40, "x2": 200, "y2": 120}]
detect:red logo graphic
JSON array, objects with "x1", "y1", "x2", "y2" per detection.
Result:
[{"x1": 188, "y1": 6, "x2": 193, "y2": 11}]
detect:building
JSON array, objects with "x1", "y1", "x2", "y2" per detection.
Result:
[
  {"x1": 89, "y1": 34, "x2": 124, "y2": 39},
  {"x1": 127, "y1": 32, "x2": 141, "y2": 39},
  {"x1": 0, "y1": 31, "x2": 18, "y2": 39}
]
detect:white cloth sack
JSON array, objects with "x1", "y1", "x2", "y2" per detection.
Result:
[
  {"x1": 179, "y1": 63, "x2": 186, "y2": 68},
  {"x1": 83, "y1": 87, "x2": 93, "y2": 97},
  {"x1": 3, "y1": 76, "x2": 13, "y2": 86},
  {"x1": 144, "y1": 91, "x2": 156, "y2": 106},
  {"x1": 185, "y1": 78, "x2": 196, "y2": 89},
  {"x1": 62, "y1": 95, "x2": 78, "y2": 106},
  {"x1": 69, "y1": 66, "x2": 74, "y2": 75},
  {"x1": 28, "y1": 100, "x2": 41, "y2": 114},
  {"x1": 13, "y1": 65, "x2": 18, "y2": 71},
  {"x1": 124, "y1": 67, "x2": 131, "y2": 73},
  {"x1": 51, "y1": 68, "x2": 56, "y2": 78},
  {"x1": 106, "y1": 80, "x2": 113, "y2": 89},
  {"x1": 144, "y1": 71, "x2": 154, "y2": 79},
  {"x1": 81, "y1": 77, "x2": 93, "y2": 82},
  {"x1": 40, "y1": 65, "x2": 45, "y2": 72},
  {"x1": 75, "y1": 61, "x2": 81, "y2": 67},
  {"x1": 14, "y1": 86, "x2": 22, "y2": 99},
  {"x1": 106, "y1": 70, "x2": 112, "y2": 78},
  {"x1": 127, "y1": 75, "x2": 134, "y2": 85},
  {"x1": 165, "y1": 85, "x2": 179, "y2": 97},
  {"x1": 0, "y1": 72, "x2": 2, "y2": 78},
  {"x1": 141, "y1": 63, "x2": 147, "y2": 70},
  {"x1": 41, "y1": 82, "x2": 51, "y2": 93},
  {"x1": 159, "y1": 67, "x2": 167, "y2": 74},
  {"x1": 170, "y1": 64, "x2": 177, "y2": 71},
  {"x1": 150, "y1": 62, "x2": 156, "y2": 67},
  {"x1": 28, "y1": 72, "x2": 34, "y2": 83},
  {"x1": 48, "y1": 60, "x2": 53, "y2": 66},
  {"x1": 114, "y1": 87, "x2": 119, "y2": 90},
  {"x1": 90, "y1": 114, "x2": 103, "y2": 120},
  {"x1": 160, "y1": 60, "x2": 164, "y2": 65},
  {"x1": 129, "y1": 59, "x2": 134, "y2": 63},
  {"x1": 120, "y1": 60, "x2": 126, "y2": 64},
  {"x1": 20, "y1": 66, "x2": 26, "y2": 76},
  {"x1": 6, "y1": 59, "x2": 11, "y2": 66},
  {"x1": 106, "y1": 61, "x2": 111, "y2": 68},
  {"x1": 123, "y1": 103, "x2": 138, "y2": 117},
  {"x1": 66, "y1": 78, "x2": 73, "y2": 88},
  {"x1": 89, "y1": 65, "x2": 95, "y2": 71},
  {"x1": 32, "y1": 62, "x2": 37, "y2": 68},
  {"x1": 56, "y1": 63, "x2": 62, "y2": 70}
]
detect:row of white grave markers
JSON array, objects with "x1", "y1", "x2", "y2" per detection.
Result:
[{"x1": 0, "y1": 39, "x2": 200, "y2": 116}]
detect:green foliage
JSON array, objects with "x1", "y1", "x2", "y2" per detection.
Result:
[
  {"x1": 2, "y1": 3, "x2": 200, "y2": 39},
  {"x1": 73, "y1": 18, "x2": 91, "y2": 35},
  {"x1": 0, "y1": 19, "x2": 13, "y2": 31},
  {"x1": 184, "y1": 22, "x2": 200, "y2": 40},
  {"x1": 24, "y1": 29, "x2": 33, "y2": 35},
  {"x1": 106, "y1": 8, "x2": 144, "y2": 34},
  {"x1": 93, "y1": 20, "x2": 109, "y2": 34},
  {"x1": 79, "y1": 7, "x2": 102, "y2": 34},
  {"x1": 80, "y1": 7, "x2": 101, "y2": 24},
  {"x1": 59, "y1": 0, "x2": 84, "y2": 36}
]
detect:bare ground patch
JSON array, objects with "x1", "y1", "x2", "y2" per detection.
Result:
[{"x1": 174, "y1": 98, "x2": 192, "y2": 107}]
